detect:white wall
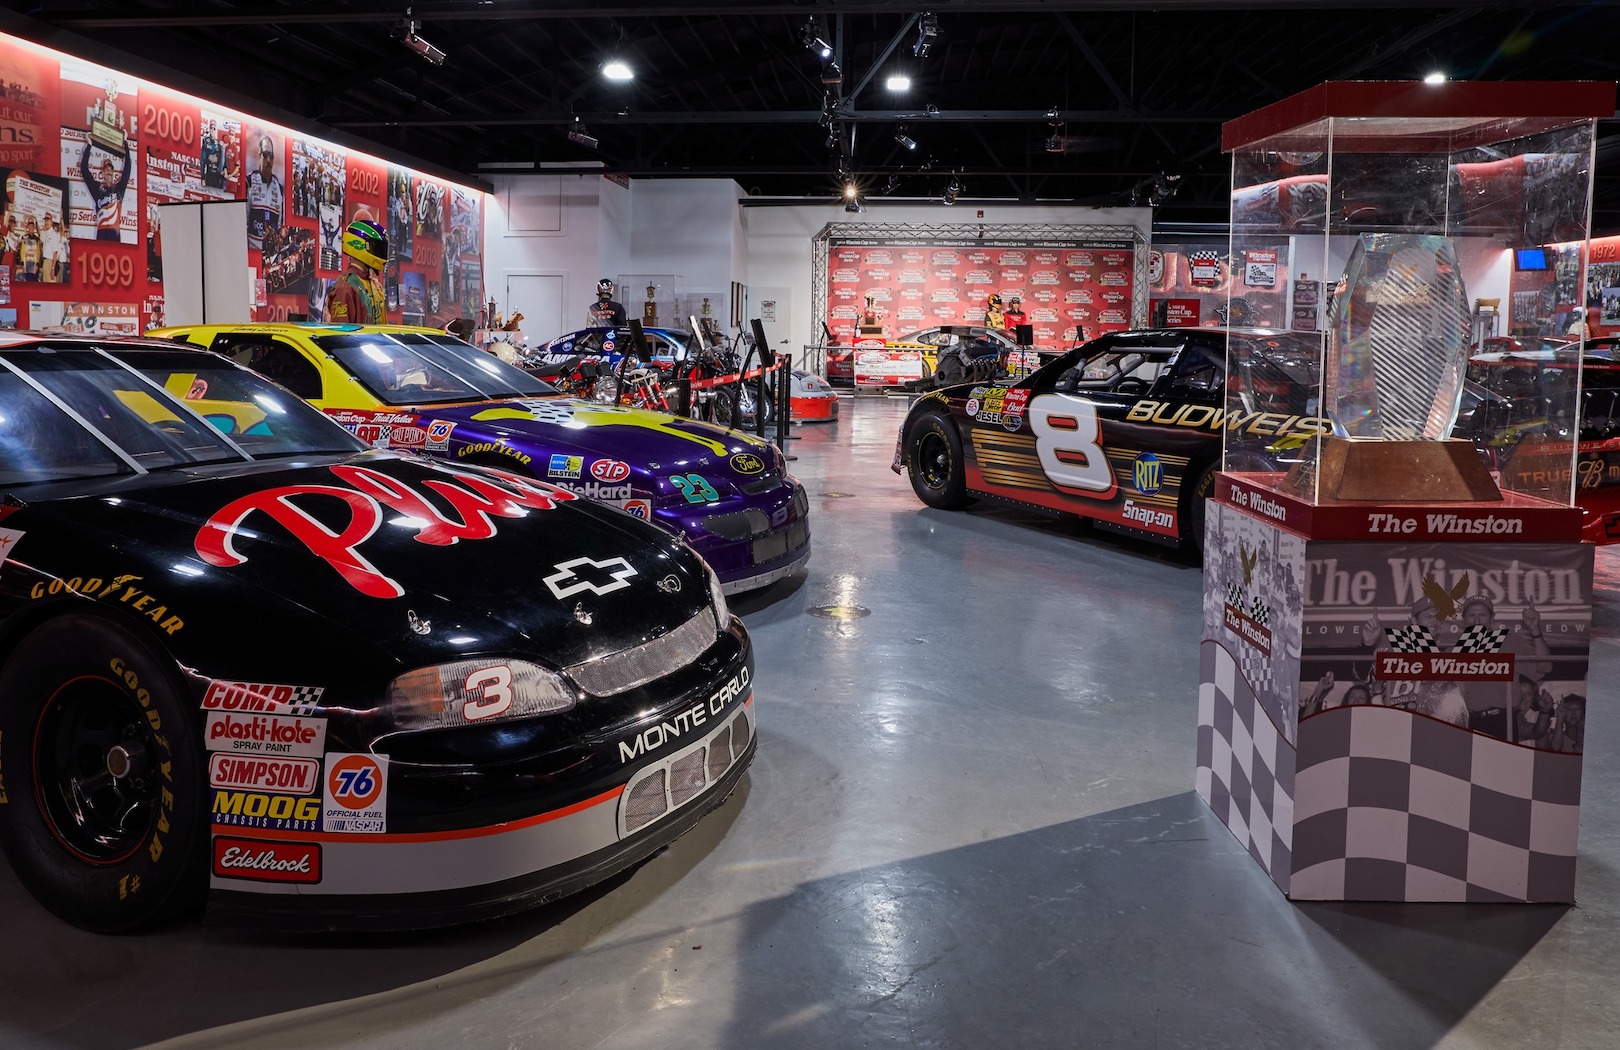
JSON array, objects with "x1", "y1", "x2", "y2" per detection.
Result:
[
  {"x1": 629, "y1": 180, "x2": 748, "y2": 325},
  {"x1": 484, "y1": 173, "x2": 618, "y2": 333}
]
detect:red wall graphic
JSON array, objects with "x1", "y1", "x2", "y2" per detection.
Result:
[
  {"x1": 0, "y1": 32, "x2": 485, "y2": 334},
  {"x1": 825, "y1": 240, "x2": 1135, "y2": 350}
]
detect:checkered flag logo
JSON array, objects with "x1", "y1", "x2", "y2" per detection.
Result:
[
  {"x1": 285, "y1": 685, "x2": 325, "y2": 713},
  {"x1": 1239, "y1": 644, "x2": 1274, "y2": 693},
  {"x1": 1249, "y1": 597, "x2": 1270, "y2": 626},
  {"x1": 1226, "y1": 581, "x2": 1246, "y2": 607},
  {"x1": 1454, "y1": 624, "x2": 1509, "y2": 654},
  {"x1": 1190, "y1": 250, "x2": 1221, "y2": 264},
  {"x1": 1384, "y1": 624, "x2": 1440, "y2": 653}
]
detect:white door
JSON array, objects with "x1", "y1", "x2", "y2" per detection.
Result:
[{"x1": 504, "y1": 272, "x2": 566, "y2": 343}]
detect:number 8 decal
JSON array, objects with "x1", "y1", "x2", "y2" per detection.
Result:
[{"x1": 1029, "y1": 394, "x2": 1117, "y2": 499}]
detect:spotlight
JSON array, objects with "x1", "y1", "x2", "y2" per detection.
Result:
[
  {"x1": 845, "y1": 198, "x2": 863, "y2": 213},
  {"x1": 1147, "y1": 172, "x2": 1181, "y2": 207},
  {"x1": 942, "y1": 175, "x2": 961, "y2": 205},
  {"x1": 566, "y1": 118, "x2": 598, "y2": 149},
  {"x1": 1045, "y1": 106, "x2": 1060, "y2": 120},
  {"x1": 1423, "y1": 71, "x2": 1446, "y2": 85},
  {"x1": 882, "y1": 174, "x2": 900, "y2": 194},
  {"x1": 844, "y1": 182, "x2": 858, "y2": 199},
  {"x1": 886, "y1": 74, "x2": 911, "y2": 91},
  {"x1": 396, "y1": 19, "x2": 446, "y2": 65},
  {"x1": 821, "y1": 61, "x2": 843, "y2": 86},
  {"x1": 895, "y1": 127, "x2": 917, "y2": 150},
  {"x1": 925, "y1": 103, "x2": 940, "y2": 117},
  {"x1": 602, "y1": 60, "x2": 633, "y2": 81},
  {"x1": 913, "y1": 12, "x2": 939, "y2": 58},
  {"x1": 1044, "y1": 132, "x2": 1064, "y2": 154}
]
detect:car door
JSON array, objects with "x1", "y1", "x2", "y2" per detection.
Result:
[{"x1": 205, "y1": 332, "x2": 324, "y2": 402}]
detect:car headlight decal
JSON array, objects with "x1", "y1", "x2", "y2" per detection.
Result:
[{"x1": 387, "y1": 659, "x2": 576, "y2": 731}]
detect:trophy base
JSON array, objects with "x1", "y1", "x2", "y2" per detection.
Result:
[
  {"x1": 857, "y1": 325, "x2": 885, "y2": 338},
  {"x1": 1280, "y1": 436, "x2": 1502, "y2": 502}
]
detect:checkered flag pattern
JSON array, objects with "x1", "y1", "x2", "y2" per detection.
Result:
[
  {"x1": 1197, "y1": 641, "x2": 1294, "y2": 893},
  {"x1": 1239, "y1": 643, "x2": 1274, "y2": 695},
  {"x1": 1226, "y1": 582, "x2": 1245, "y2": 608},
  {"x1": 1289, "y1": 706, "x2": 1582, "y2": 902},
  {"x1": 1249, "y1": 597, "x2": 1270, "y2": 626},
  {"x1": 514, "y1": 399, "x2": 581, "y2": 425},
  {"x1": 285, "y1": 686, "x2": 324, "y2": 714},
  {"x1": 1454, "y1": 625, "x2": 1509, "y2": 654},
  {"x1": 1190, "y1": 250, "x2": 1221, "y2": 264},
  {"x1": 1384, "y1": 624, "x2": 1440, "y2": 653}
]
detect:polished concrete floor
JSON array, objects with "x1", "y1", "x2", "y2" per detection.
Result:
[{"x1": 4, "y1": 396, "x2": 1620, "y2": 1049}]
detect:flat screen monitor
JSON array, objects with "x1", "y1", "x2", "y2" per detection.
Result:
[{"x1": 1514, "y1": 247, "x2": 1549, "y2": 271}]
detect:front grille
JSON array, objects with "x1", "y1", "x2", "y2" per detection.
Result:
[
  {"x1": 566, "y1": 607, "x2": 720, "y2": 697},
  {"x1": 751, "y1": 519, "x2": 809, "y2": 564},
  {"x1": 740, "y1": 470, "x2": 785, "y2": 494},
  {"x1": 702, "y1": 508, "x2": 770, "y2": 540},
  {"x1": 621, "y1": 704, "x2": 753, "y2": 835}
]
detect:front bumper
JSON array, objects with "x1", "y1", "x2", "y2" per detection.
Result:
[{"x1": 683, "y1": 480, "x2": 812, "y2": 592}]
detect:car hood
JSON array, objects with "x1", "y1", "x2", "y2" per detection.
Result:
[
  {"x1": 29, "y1": 451, "x2": 714, "y2": 669},
  {"x1": 425, "y1": 398, "x2": 778, "y2": 478}
]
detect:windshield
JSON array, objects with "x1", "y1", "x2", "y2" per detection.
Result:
[
  {"x1": 0, "y1": 344, "x2": 364, "y2": 487},
  {"x1": 314, "y1": 331, "x2": 559, "y2": 405}
]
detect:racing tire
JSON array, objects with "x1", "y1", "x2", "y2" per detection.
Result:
[
  {"x1": 0, "y1": 614, "x2": 207, "y2": 932},
  {"x1": 1183, "y1": 462, "x2": 1217, "y2": 558},
  {"x1": 906, "y1": 412, "x2": 974, "y2": 510}
]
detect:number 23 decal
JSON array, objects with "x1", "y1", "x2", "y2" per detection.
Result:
[
  {"x1": 1028, "y1": 394, "x2": 1117, "y2": 499},
  {"x1": 670, "y1": 473, "x2": 720, "y2": 503}
]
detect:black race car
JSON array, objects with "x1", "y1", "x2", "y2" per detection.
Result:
[
  {"x1": 0, "y1": 333, "x2": 754, "y2": 932},
  {"x1": 893, "y1": 328, "x2": 1329, "y2": 549}
]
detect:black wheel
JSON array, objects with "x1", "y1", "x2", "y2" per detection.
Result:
[
  {"x1": 906, "y1": 412, "x2": 974, "y2": 509},
  {"x1": 0, "y1": 614, "x2": 207, "y2": 931},
  {"x1": 737, "y1": 381, "x2": 775, "y2": 429},
  {"x1": 1183, "y1": 462, "x2": 1217, "y2": 557}
]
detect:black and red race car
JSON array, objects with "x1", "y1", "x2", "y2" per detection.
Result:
[
  {"x1": 0, "y1": 332, "x2": 753, "y2": 932},
  {"x1": 893, "y1": 328, "x2": 1330, "y2": 549}
]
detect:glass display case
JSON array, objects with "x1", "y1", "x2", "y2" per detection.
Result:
[
  {"x1": 616, "y1": 273, "x2": 683, "y2": 331},
  {"x1": 1223, "y1": 81, "x2": 1609, "y2": 507}
]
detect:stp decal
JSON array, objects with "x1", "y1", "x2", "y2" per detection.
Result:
[
  {"x1": 322, "y1": 752, "x2": 388, "y2": 833},
  {"x1": 195, "y1": 463, "x2": 578, "y2": 598},
  {"x1": 591, "y1": 458, "x2": 631, "y2": 482}
]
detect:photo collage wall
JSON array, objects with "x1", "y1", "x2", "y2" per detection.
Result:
[
  {"x1": 0, "y1": 32, "x2": 484, "y2": 334},
  {"x1": 824, "y1": 239, "x2": 1137, "y2": 350}
]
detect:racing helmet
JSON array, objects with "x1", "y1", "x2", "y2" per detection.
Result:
[
  {"x1": 1008, "y1": 296, "x2": 1023, "y2": 308},
  {"x1": 342, "y1": 219, "x2": 389, "y2": 271},
  {"x1": 597, "y1": 278, "x2": 615, "y2": 299},
  {"x1": 987, "y1": 293, "x2": 1004, "y2": 308}
]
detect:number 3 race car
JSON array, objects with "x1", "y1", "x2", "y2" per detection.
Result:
[
  {"x1": 894, "y1": 328, "x2": 1328, "y2": 549},
  {"x1": 151, "y1": 323, "x2": 811, "y2": 594},
  {"x1": 0, "y1": 333, "x2": 754, "y2": 931}
]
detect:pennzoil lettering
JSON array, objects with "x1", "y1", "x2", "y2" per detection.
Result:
[
  {"x1": 1125, "y1": 399, "x2": 1331, "y2": 438},
  {"x1": 28, "y1": 574, "x2": 185, "y2": 634}
]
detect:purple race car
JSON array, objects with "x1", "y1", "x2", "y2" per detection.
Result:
[{"x1": 154, "y1": 323, "x2": 810, "y2": 594}]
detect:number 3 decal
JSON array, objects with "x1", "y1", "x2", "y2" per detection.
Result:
[
  {"x1": 462, "y1": 665, "x2": 514, "y2": 721},
  {"x1": 1029, "y1": 394, "x2": 1117, "y2": 499}
]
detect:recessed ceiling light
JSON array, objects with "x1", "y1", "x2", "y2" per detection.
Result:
[
  {"x1": 1423, "y1": 71, "x2": 1446, "y2": 85},
  {"x1": 603, "y1": 61, "x2": 634, "y2": 81},
  {"x1": 885, "y1": 75, "x2": 911, "y2": 91}
]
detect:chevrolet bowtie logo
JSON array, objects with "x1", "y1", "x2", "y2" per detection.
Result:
[{"x1": 544, "y1": 556, "x2": 638, "y2": 599}]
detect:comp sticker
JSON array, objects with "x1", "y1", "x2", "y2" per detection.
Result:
[{"x1": 322, "y1": 752, "x2": 388, "y2": 834}]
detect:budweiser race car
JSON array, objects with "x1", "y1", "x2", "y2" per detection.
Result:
[
  {"x1": 894, "y1": 328, "x2": 1328, "y2": 549},
  {"x1": 0, "y1": 333, "x2": 753, "y2": 931}
]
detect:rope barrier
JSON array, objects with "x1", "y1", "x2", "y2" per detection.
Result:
[{"x1": 684, "y1": 358, "x2": 786, "y2": 391}]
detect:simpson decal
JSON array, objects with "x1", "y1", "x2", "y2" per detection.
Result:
[{"x1": 209, "y1": 754, "x2": 321, "y2": 794}]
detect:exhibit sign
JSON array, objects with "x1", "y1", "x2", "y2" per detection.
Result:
[{"x1": 0, "y1": 30, "x2": 486, "y2": 332}]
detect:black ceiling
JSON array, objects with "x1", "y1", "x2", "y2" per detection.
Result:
[{"x1": 7, "y1": 1, "x2": 1620, "y2": 231}]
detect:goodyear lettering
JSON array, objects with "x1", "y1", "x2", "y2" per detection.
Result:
[
  {"x1": 619, "y1": 667, "x2": 750, "y2": 763},
  {"x1": 30, "y1": 575, "x2": 184, "y2": 633},
  {"x1": 107, "y1": 657, "x2": 175, "y2": 863},
  {"x1": 455, "y1": 441, "x2": 532, "y2": 466}
]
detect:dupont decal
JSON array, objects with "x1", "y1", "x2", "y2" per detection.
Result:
[
  {"x1": 196, "y1": 463, "x2": 579, "y2": 599},
  {"x1": 591, "y1": 458, "x2": 631, "y2": 482},
  {"x1": 202, "y1": 680, "x2": 324, "y2": 714},
  {"x1": 205, "y1": 711, "x2": 328, "y2": 757},
  {"x1": 212, "y1": 789, "x2": 321, "y2": 832},
  {"x1": 209, "y1": 754, "x2": 321, "y2": 794},
  {"x1": 322, "y1": 753, "x2": 388, "y2": 834},
  {"x1": 425, "y1": 419, "x2": 456, "y2": 451},
  {"x1": 730, "y1": 452, "x2": 766, "y2": 475},
  {"x1": 548, "y1": 453, "x2": 584, "y2": 479},
  {"x1": 544, "y1": 556, "x2": 638, "y2": 599},
  {"x1": 213, "y1": 837, "x2": 322, "y2": 884},
  {"x1": 28, "y1": 573, "x2": 185, "y2": 634}
]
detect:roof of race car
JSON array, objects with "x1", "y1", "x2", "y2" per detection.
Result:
[{"x1": 150, "y1": 322, "x2": 451, "y2": 339}]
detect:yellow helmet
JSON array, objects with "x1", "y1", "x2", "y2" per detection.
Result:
[{"x1": 342, "y1": 219, "x2": 389, "y2": 271}]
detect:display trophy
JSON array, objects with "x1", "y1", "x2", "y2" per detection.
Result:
[
  {"x1": 89, "y1": 83, "x2": 129, "y2": 152},
  {"x1": 1280, "y1": 234, "x2": 1498, "y2": 502},
  {"x1": 857, "y1": 291, "x2": 885, "y2": 339},
  {"x1": 643, "y1": 283, "x2": 658, "y2": 326}
]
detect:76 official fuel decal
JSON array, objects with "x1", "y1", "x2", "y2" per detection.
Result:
[{"x1": 322, "y1": 752, "x2": 388, "y2": 833}]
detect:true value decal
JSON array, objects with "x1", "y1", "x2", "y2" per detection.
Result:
[{"x1": 195, "y1": 463, "x2": 578, "y2": 599}]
